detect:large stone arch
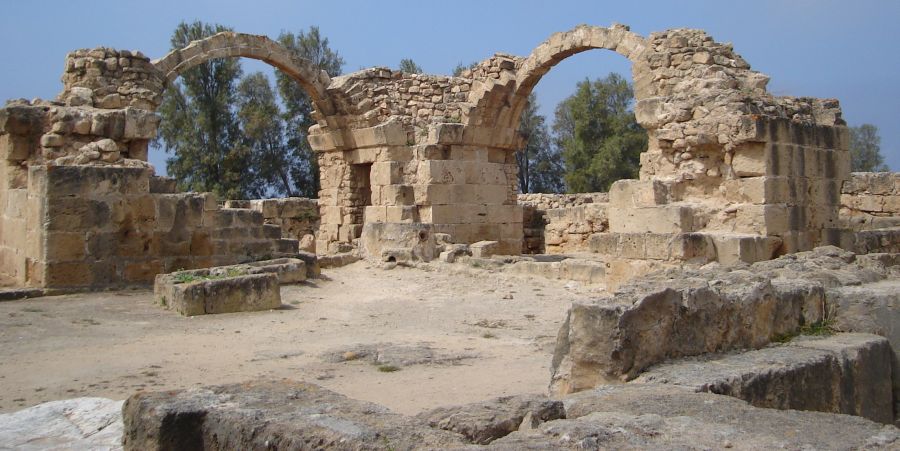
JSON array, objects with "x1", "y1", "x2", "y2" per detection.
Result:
[
  {"x1": 152, "y1": 32, "x2": 335, "y2": 115},
  {"x1": 479, "y1": 24, "x2": 649, "y2": 131}
]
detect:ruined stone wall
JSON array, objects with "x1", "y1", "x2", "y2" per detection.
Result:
[
  {"x1": 224, "y1": 198, "x2": 320, "y2": 241},
  {"x1": 841, "y1": 172, "x2": 900, "y2": 231},
  {"x1": 30, "y1": 166, "x2": 296, "y2": 288},
  {"x1": 59, "y1": 48, "x2": 164, "y2": 110},
  {"x1": 517, "y1": 193, "x2": 608, "y2": 210},
  {"x1": 0, "y1": 48, "x2": 298, "y2": 288},
  {"x1": 519, "y1": 194, "x2": 610, "y2": 254}
]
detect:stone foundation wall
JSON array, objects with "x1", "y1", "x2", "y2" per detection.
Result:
[
  {"x1": 32, "y1": 166, "x2": 296, "y2": 289},
  {"x1": 841, "y1": 172, "x2": 900, "y2": 231}
]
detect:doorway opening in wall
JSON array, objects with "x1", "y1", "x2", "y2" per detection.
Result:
[{"x1": 351, "y1": 163, "x2": 373, "y2": 237}]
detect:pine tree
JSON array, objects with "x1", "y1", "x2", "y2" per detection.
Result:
[
  {"x1": 516, "y1": 93, "x2": 564, "y2": 193},
  {"x1": 849, "y1": 124, "x2": 889, "y2": 172},
  {"x1": 398, "y1": 58, "x2": 423, "y2": 74},
  {"x1": 275, "y1": 27, "x2": 345, "y2": 198},
  {"x1": 155, "y1": 21, "x2": 248, "y2": 199},
  {"x1": 553, "y1": 73, "x2": 646, "y2": 192}
]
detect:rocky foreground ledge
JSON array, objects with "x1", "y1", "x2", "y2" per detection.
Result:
[
  {"x1": 120, "y1": 379, "x2": 897, "y2": 450},
  {"x1": 550, "y1": 246, "x2": 900, "y2": 403}
]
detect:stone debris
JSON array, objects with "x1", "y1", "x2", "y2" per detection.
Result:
[
  {"x1": 416, "y1": 394, "x2": 565, "y2": 444},
  {"x1": 323, "y1": 342, "x2": 477, "y2": 367}
]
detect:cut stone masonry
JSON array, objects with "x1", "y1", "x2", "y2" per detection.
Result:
[{"x1": 0, "y1": 24, "x2": 886, "y2": 289}]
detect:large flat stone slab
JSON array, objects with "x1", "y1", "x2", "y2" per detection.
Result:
[
  {"x1": 492, "y1": 384, "x2": 898, "y2": 450},
  {"x1": 0, "y1": 397, "x2": 123, "y2": 450},
  {"x1": 122, "y1": 380, "x2": 466, "y2": 450},
  {"x1": 633, "y1": 333, "x2": 894, "y2": 424}
]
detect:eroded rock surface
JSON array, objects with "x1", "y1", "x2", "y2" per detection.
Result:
[
  {"x1": 416, "y1": 394, "x2": 564, "y2": 444},
  {"x1": 634, "y1": 333, "x2": 894, "y2": 424},
  {"x1": 550, "y1": 246, "x2": 898, "y2": 394},
  {"x1": 122, "y1": 380, "x2": 467, "y2": 451},
  {"x1": 494, "y1": 384, "x2": 897, "y2": 450},
  {"x1": 0, "y1": 397, "x2": 123, "y2": 450}
]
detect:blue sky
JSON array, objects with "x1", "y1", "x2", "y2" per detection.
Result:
[{"x1": 2, "y1": 0, "x2": 897, "y2": 173}]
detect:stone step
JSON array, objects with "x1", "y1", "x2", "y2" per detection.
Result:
[
  {"x1": 586, "y1": 231, "x2": 781, "y2": 265},
  {"x1": 633, "y1": 333, "x2": 894, "y2": 424},
  {"x1": 608, "y1": 204, "x2": 696, "y2": 234}
]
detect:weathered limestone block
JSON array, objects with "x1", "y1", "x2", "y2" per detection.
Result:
[
  {"x1": 608, "y1": 179, "x2": 677, "y2": 208},
  {"x1": 470, "y1": 240, "x2": 499, "y2": 258},
  {"x1": 634, "y1": 333, "x2": 894, "y2": 424},
  {"x1": 360, "y1": 222, "x2": 436, "y2": 262},
  {"x1": 500, "y1": 384, "x2": 898, "y2": 450},
  {"x1": 549, "y1": 274, "x2": 805, "y2": 394},
  {"x1": 240, "y1": 258, "x2": 308, "y2": 284},
  {"x1": 154, "y1": 270, "x2": 280, "y2": 316},
  {"x1": 0, "y1": 398, "x2": 124, "y2": 450},
  {"x1": 121, "y1": 380, "x2": 467, "y2": 451},
  {"x1": 827, "y1": 280, "x2": 900, "y2": 426},
  {"x1": 550, "y1": 246, "x2": 897, "y2": 395},
  {"x1": 416, "y1": 394, "x2": 564, "y2": 445},
  {"x1": 608, "y1": 204, "x2": 694, "y2": 234},
  {"x1": 710, "y1": 233, "x2": 781, "y2": 265}
]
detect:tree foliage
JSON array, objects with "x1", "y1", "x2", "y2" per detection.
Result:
[
  {"x1": 398, "y1": 58, "x2": 423, "y2": 74},
  {"x1": 553, "y1": 73, "x2": 646, "y2": 192},
  {"x1": 275, "y1": 26, "x2": 345, "y2": 198},
  {"x1": 155, "y1": 21, "x2": 248, "y2": 199},
  {"x1": 155, "y1": 23, "x2": 346, "y2": 199},
  {"x1": 849, "y1": 124, "x2": 889, "y2": 172},
  {"x1": 451, "y1": 61, "x2": 478, "y2": 76},
  {"x1": 235, "y1": 72, "x2": 290, "y2": 198},
  {"x1": 517, "y1": 94, "x2": 564, "y2": 193}
]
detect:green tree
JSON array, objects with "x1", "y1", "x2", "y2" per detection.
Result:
[
  {"x1": 398, "y1": 58, "x2": 423, "y2": 74},
  {"x1": 849, "y1": 124, "x2": 889, "y2": 172},
  {"x1": 553, "y1": 73, "x2": 646, "y2": 192},
  {"x1": 452, "y1": 61, "x2": 478, "y2": 76},
  {"x1": 155, "y1": 21, "x2": 249, "y2": 199},
  {"x1": 235, "y1": 72, "x2": 291, "y2": 198},
  {"x1": 276, "y1": 26, "x2": 345, "y2": 197},
  {"x1": 517, "y1": 93, "x2": 564, "y2": 193}
]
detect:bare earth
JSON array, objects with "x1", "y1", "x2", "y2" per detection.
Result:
[{"x1": 0, "y1": 261, "x2": 601, "y2": 415}]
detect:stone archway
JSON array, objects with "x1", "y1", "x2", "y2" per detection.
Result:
[
  {"x1": 469, "y1": 24, "x2": 648, "y2": 131},
  {"x1": 152, "y1": 31, "x2": 335, "y2": 116},
  {"x1": 506, "y1": 24, "x2": 647, "y2": 128}
]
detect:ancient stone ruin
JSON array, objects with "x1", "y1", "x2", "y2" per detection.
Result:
[
  {"x1": 1, "y1": 23, "x2": 881, "y2": 289},
  {"x1": 0, "y1": 23, "x2": 898, "y2": 449}
]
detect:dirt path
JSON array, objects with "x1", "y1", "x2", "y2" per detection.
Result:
[{"x1": 0, "y1": 261, "x2": 603, "y2": 415}]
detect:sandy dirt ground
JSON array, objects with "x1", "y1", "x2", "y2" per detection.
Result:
[{"x1": 0, "y1": 261, "x2": 604, "y2": 415}]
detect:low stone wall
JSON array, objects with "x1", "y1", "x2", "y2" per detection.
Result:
[
  {"x1": 225, "y1": 198, "x2": 319, "y2": 242},
  {"x1": 518, "y1": 193, "x2": 609, "y2": 254},
  {"x1": 22, "y1": 166, "x2": 297, "y2": 288},
  {"x1": 517, "y1": 193, "x2": 608, "y2": 210},
  {"x1": 841, "y1": 172, "x2": 900, "y2": 231}
]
